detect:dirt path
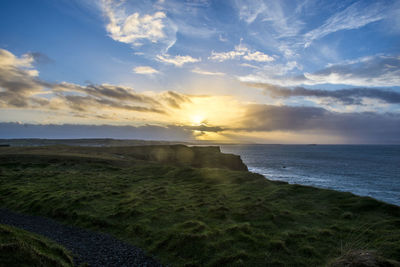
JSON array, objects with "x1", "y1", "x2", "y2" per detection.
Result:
[{"x1": 0, "y1": 208, "x2": 163, "y2": 267}]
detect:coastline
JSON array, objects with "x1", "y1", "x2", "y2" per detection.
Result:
[
  {"x1": 1, "y1": 145, "x2": 400, "y2": 266},
  {"x1": 221, "y1": 144, "x2": 400, "y2": 206}
]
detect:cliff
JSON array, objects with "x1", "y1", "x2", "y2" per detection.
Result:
[
  {"x1": 0, "y1": 144, "x2": 248, "y2": 171},
  {"x1": 115, "y1": 145, "x2": 248, "y2": 171}
]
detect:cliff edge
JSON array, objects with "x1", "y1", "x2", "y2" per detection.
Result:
[{"x1": 126, "y1": 145, "x2": 248, "y2": 171}]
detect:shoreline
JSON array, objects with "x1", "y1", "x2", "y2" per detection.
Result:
[
  {"x1": 249, "y1": 167, "x2": 400, "y2": 207},
  {"x1": 220, "y1": 144, "x2": 400, "y2": 207},
  {"x1": 1, "y1": 144, "x2": 400, "y2": 266}
]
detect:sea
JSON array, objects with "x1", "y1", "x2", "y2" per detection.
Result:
[{"x1": 220, "y1": 145, "x2": 400, "y2": 206}]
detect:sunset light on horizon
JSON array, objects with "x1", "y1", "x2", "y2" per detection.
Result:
[{"x1": 0, "y1": 0, "x2": 399, "y2": 143}]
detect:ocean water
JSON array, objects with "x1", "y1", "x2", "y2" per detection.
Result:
[{"x1": 220, "y1": 145, "x2": 400, "y2": 206}]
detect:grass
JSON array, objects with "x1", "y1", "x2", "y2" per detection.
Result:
[
  {"x1": 0, "y1": 145, "x2": 399, "y2": 266},
  {"x1": 0, "y1": 224, "x2": 74, "y2": 267}
]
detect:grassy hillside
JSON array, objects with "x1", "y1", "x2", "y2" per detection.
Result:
[
  {"x1": 0, "y1": 146, "x2": 399, "y2": 266},
  {"x1": 0, "y1": 224, "x2": 74, "y2": 267}
]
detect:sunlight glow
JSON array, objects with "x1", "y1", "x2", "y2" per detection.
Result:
[{"x1": 190, "y1": 114, "x2": 205, "y2": 126}]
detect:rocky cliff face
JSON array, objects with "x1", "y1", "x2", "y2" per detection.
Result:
[
  {"x1": 0, "y1": 144, "x2": 249, "y2": 171},
  {"x1": 129, "y1": 145, "x2": 248, "y2": 171}
]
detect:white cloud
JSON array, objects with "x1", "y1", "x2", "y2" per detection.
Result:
[
  {"x1": 191, "y1": 67, "x2": 225, "y2": 76},
  {"x1": 101, "y1": 0, "x2": 176, "y2": 49},
  {"x1": 238, "y1": 60, "x2": 304, "y2": 87},
  {"x1": 209, "y1": 44, "x2": 274, "y2": 63},
  {"x1": 237, "y1": 0, "x2": 267, "y2": 24},
  {"x1": 304, "y1": 1, "x2": 385, "y2": 47},
  {"x1": 239, "y1": 55, "x2": 400, "y2": 87},
  {"x1": 133, "y1": 66, "x2": 159, "y2": 74},
  {"x1": 243, "y1": 51, "x2": 274, "y2": 62},
  {"x1": 240, "y1": 63, "x2": 260, "y2": 69},
  {"x1": 236, "y1": 0, "x2": 304, "y2": 38},
  {"x1": 156, "y1": 54, "x2": 200, "y2": 67},
  {"x1": 302, "y1": 55, "x2": 400, "y2": 87},
  {"x1": 0, "y1": 49, "x2": 36, "y2": 71},
  {"x1": 218, "y1": 34, "x2": 228, "y2": 42},
  {"x1": 208, "y1": 49, "x2": 245, "y2": 62},
  {"x1": 233, "y1": 1, "x2": 387, "y2": 62}
]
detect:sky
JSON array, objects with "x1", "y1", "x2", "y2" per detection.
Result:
[{"x1": 0, "y1": 0, "x2": 399, "y2": 143}]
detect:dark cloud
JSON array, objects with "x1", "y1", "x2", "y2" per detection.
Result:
[
  {"x1": 246, "y1": 83, "x2": 400, "y2": 105},
  {"x1": 0, "y1": 49, "x2": 190, "y2": 117},
  {"x1": 184, "y1": 125, "x2": 224, "y2": 132},
  {"x1": 0, "y1": 123, "x2": 195, "y2": 141},
  {"x1": 53, "y1": 84, "x2": 192, "y2": 114},
  {"x1": 239, "y1": 104, "x2": 400, "y2": 143},
  {"x1": 240, "y1": 55, "x2": 400, "y2": 87},
  {"x1": 0, "y1": 49, "x2": 52, "y2": 108},
  {"x1": 163, "y1": 91, "x2": 191, "y2": 108},
  {"x1": 55, "y1": 83, "x2": 161, "y2": 105},
  {"x1": 62, "y1": 94, "x2": 166, "y2": 114},
  {"x1": 239, "y1": 104, "x2": 327, "y2": 132},
  {"x1": 311, "y1": 56, "x2": 400, "y2": 86}
]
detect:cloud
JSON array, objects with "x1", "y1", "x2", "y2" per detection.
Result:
[
  {"x1": 133, "y1": 66, "x2": 159, "y2": 74},
  {"x1": 238, "y1": 104, "x2": 400, "y2": 143},
  {"x1": 0, "y1": 49, "x2": 51, "y2": 108},
  {"x1": 239, "y1": 55, "x2": 400, "y2": 87},
  {"x1": 60, "y1": 94, "x2": 166, "y2": 114},
  {"x1": 52, "y1": 82, "x2": 193, "y2": 115},
  {"x1": 0, "y1": 48, "x2": 192, "y2": 119},
  {"x1": 191, "y1": 68, "x2": 225, "y2": 76},
  {"x1": 209, "y1": 44, "x2": 274, "y2": 63},
  {"x1": 161, "y1": 91, "x2": 191, "y2": 109},
  {"x1": 101, "y1": 0, "x2": 176, "y2": 50},
  {"x1": 103, "y1": 4, "x2": 165, "y2": 44},
  {"x1": 218, "y1": 34, "x2": 228, "y2": 42},
  {"x1": 304, "y1": 1, "x2": 386, "y2": 47},
  {"x1": 156, "y1": 54, "x2": 200, "y2": 67},
  {"x1": 2, "y1": 47, "x2": 399, "y2": 144},
  {"x1": 0, "y1": 49, "x2": 36, "y2": 69},
  {"x1": 240, "y1": 63, "x2": 260, "y2": 69},
  {"x1": 236, "y1": 0, "x2": 304, "y2": 38},
  {"x1": 184, "y1": 124, "x2": 224, "y2": 132},
  {"x1": 243, "y1": 51, "x2": 274, "y2": 62},
  {"x1": 0, "y1": 122, "x2": 195, "y2": 141},
  {"x1": 236, "y1": 0, "x2": 267, "y2": 24},
  {"x1": 303, "y1": 55, "x2": 400, "y2": 87},
  {"x1": 232, "y1": 0, "x2": 389, "y2": 64},
  {"x1": 208, "y1": 49, "x2": 245, "y2": 62},
  {"x1": 54, "y1": 83, "x2": 161, "y2": 105},
  {"x1": 245, "y1": 83, "x2": 400, "y2": 105}
]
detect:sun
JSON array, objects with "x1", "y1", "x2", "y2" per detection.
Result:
[{"x1": 190, "y1": 114, "x2": 205, "y2": 126}]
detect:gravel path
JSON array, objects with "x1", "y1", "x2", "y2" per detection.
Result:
[{"x1": 0, "y1": 208, "x2": 163, "y2": 267}]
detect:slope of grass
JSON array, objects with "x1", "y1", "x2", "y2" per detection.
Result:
[
  {"x1": 0, "y1": 224, "x2": 74, "y2": 267},
  {"x1": 0, "y1": 146, "x2": 399, "y2": 266}
]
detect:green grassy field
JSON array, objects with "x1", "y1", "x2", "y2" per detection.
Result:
[
  {"x1": 0, "y1": 145, "x2": 399, "y2": 266},
  {"x1": 0, "y1": 224, "x2": 73, "y2": 267}
]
